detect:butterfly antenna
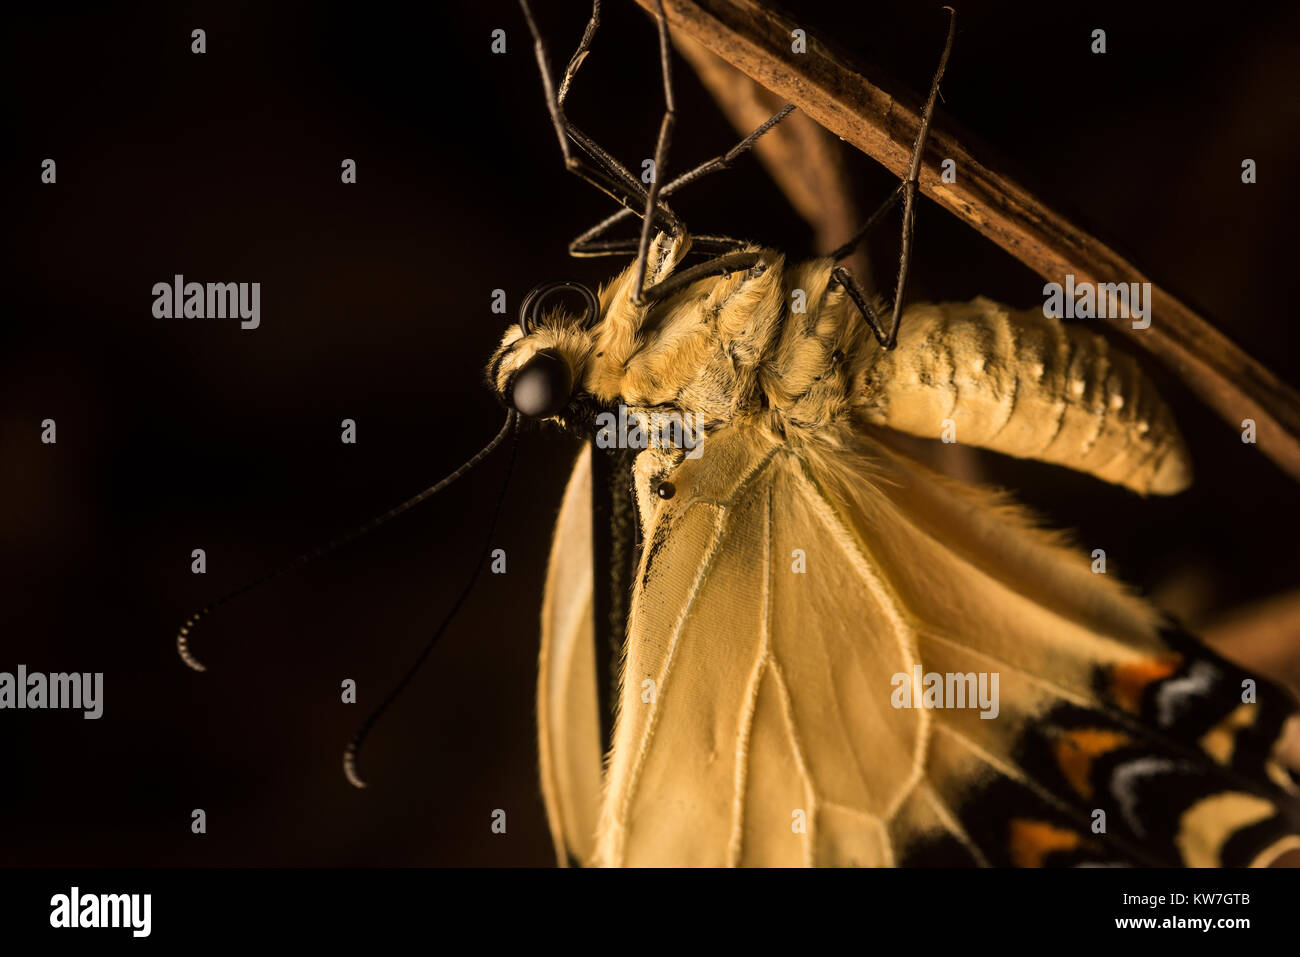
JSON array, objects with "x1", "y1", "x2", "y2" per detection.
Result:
[
  {"x1": 176, "y1": 410, "x2": 518, "y2": 673},
  {"x1": 343, "y1": 419, "x2": 521, "y2": 789}
]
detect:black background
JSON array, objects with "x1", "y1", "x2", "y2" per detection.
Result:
[{"x1": 4, "y1": 0, "x2": 1298, "y2": 866}]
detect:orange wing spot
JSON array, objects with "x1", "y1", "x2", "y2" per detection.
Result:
[
  {"x1": 1054, "y1": 728, "x2": 1133, "y2": 797},
  {"x1": 1009, "y1": 819, "x2": 1081, "y2": 868},
  {"x1": 1108, "y1": 656, "x2": 1182, "y2": 714}
]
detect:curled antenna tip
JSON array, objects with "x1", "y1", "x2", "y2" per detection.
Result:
[
  {"x1": 343, "y1": 740, "x2": 368, "y2": 789},
  {"x1": 177, "y1": 620, "x2": 208, "y2": 672}
]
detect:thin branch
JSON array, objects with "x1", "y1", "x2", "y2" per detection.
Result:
[{"x1": 636, "y1": 0, "x2": 1300, "y2": 484}]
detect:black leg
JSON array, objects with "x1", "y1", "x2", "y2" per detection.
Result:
[
  {"x1": 519, "y1": 0, "x2": 683, "y2": 236},
  {"x1": 568, "y1": 233, "x2": 751, "y2": 260},
  {"x1": 631, "y1": 0, "x2": 678, "y2": 304},
  {"x1": 521, "y1": 0, "x2": 802, "y2": 305},
  {"x1": 640, "y1": 250, "x2": 765, "y2": 307},
  {"x1": 829, "y1": 183, "x2": 904, "y2": 263},
  {"x1": 831, "y1": 265, "x2": 891, "y2": 346},
  {"x1": 664, "y1": 104, "x2": 796, "y2": 193},
  {"x1": 568, "y1": 105, "x2": 796, "y2": 259},
  {"x1": 833, "y1": 7, "x2": 957, "y2": 350},
  {"x1": 826, "y1": 186, "x2": 903, "y2": 349}
]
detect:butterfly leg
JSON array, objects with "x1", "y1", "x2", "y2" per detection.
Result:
[
  {"x1": 831, "y1": 7, "x2": 957, "y2": 350},
  {"x1": 537, "y1": 0, "x2": 770, "y2": 299},
  {"x1": 519, "y1": 0, "x2": 683, "y2": 237},
  {"x1": 568, "y1": 104, "x2": 795, "y2": 258},
  {"x1": 570, "y1": 233, "x2": 754, "y2": 259},
  {"x1": 630, "y1": 0, "x2": 679, "y2": 304},
  {"x1": 639, "y1": 250, "x2": 766, "y2": 307},
  {"x1": 830, "y1": 263, "x2": 892, "y2": 347},
  {"x1": 828, "y1": 184, "x2": 904, "y2": 346}
]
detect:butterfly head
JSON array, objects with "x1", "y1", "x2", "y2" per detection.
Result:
[
  {"x1": 487, "y1": 279, "x2": 604, "y2": 428},
  {"x1": 487, "y1": 234, "x2": 763, "y2": 445}
]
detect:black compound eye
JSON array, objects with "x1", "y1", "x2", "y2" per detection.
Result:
[{"x1": 511, "y1": 349, "x2": 572, "y2": 418}]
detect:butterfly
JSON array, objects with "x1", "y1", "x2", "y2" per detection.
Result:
[
  {"x1": 483, "y1": 0, "x2": 1300, "y2": 867},
  {"x1": 174, "y1": 0, "x2": 1300, "y2": 867}
]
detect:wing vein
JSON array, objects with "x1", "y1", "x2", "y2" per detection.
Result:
[
  {"x1": 919, "y1": 785, "x2": 992, "y2": 867},
  {"x1": 609, "y1": 449, "x2": 780, "y2": 863},
  {"x1": 727, "y1": 486, "x2": 774, "y2": 866},
  {"x1": 790, "y1": 456, "x2": 930, "y2": 823},
  {"x1": 769, "y1": 659, "x2": 818, "y2": 867}
]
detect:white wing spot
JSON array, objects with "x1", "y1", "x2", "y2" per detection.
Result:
[
  {"x1": 1113, "y1": 757, "x2": 1186, "y2": 837},
  {"x1": 1155, "y1": 660, "x2": 1217, "y2": 728}
]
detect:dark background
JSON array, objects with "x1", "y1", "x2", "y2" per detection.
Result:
[{"x1": 3, "y1": 0, "x2": 1297, "y2": 866}]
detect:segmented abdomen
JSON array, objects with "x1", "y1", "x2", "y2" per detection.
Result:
[{"x1": 853, "y1": 297, "x2": 1191, "y2": 495}]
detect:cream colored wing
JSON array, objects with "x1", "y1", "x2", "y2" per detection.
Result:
[
  {"x1": 537, "y1": 446, "x2": 603, "y2": 867},
  {"x1": 597, "y1": 426, "x2": 928, "y2": 866},
  {"x1": 593, "y1": 423, "x2": 1300, "y2": 867}
]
